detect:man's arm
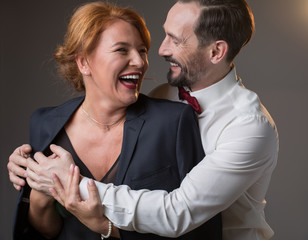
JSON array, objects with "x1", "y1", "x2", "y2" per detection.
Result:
[
  {"x1": 79, "y1": 115, "x2": 278, "y2": 237},
  {"x1": 7, "y1": 144, "x2": 73, "y2": 194}
]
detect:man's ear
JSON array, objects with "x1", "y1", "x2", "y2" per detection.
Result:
[
  {"x1": 76, "y1": 55, "x2": 90, "y2": 76},
  {"x1": 209, "y1": 40, "x2": 229, "y2": 64}
]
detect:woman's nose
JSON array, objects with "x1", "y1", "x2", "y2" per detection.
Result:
[{"x1": 130, "y1": 51, "x2": 145, "y2": 68}]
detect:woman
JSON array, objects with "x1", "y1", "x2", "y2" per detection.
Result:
[{"x1": 11, "y1": 2, "x2": 221, "y2": 240}]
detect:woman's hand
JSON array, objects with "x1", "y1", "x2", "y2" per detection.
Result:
[
  {"x1": 7, "y1": 144, "x2": 32, "y2": 191},
  {"x1": 26, "y1": 144, "x2": 74, "y2": 195},
  {"x1": 50, "y1": 165, "x2": 119, "y2": 237}
]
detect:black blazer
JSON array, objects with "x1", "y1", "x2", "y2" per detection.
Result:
[{"x1": 13, "y1": 94, "x2": 221, "y2": 240}]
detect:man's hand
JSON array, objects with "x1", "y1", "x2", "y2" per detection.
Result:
[
  {"x1": 7, "y1": 144, "x2": 32, "y2": 191},
  {"x1": 50, "y1": 165, "x2": 119, "y2": 236},
  {"x1": 26, "y1": 144, "x2": 74, "y2": 195}
]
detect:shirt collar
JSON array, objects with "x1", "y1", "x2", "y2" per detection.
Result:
[{"x1": 189, "y1": 67, "x2": 239, "y2": 111}]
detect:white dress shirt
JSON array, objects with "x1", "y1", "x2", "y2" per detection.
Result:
[{"x1": 80, "y1": 68, "x2": 279, "y2": 240}]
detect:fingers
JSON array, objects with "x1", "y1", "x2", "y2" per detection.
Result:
[
  {"x1": 50, "y1": 164, "x2": 79, "y2": 211},
  {"x1": 26, "y1": 170, "x2": 53, "y2": 195},
  {"x1": 87, "y1": 179, "x2": 101, "y2": 204},
  {"x1": 50, "y1": 173, "x2": 65, "y2": 206},
  {"x1": 26, "y1": 157, "x2": 40, "y2": 176},
  {"x1": 13, "y1": 184, "x2": 22, "y2": 191},
  {"x1": 26, "y1": 166, "x2": 40, "y2": 188},
  {"x1": 7, "y1": 145, "x2": 31, "y2": 190},
  {"x1": 71, "y1": 165, "x2": 81, "y2": 200},
  {"x1": 48, "y1": 153, "x2": 57, "y2": 159},
  {"x1": 8, "y1": 172, "x2": 26, "y2": 190},
  {"x1": 19, "y1": 144, "x2": 32, "y2": 157},
  {"x1": 64, "y1": 165, "x2": 81, "y2": 211},
  {"x1": 50, "y1": 144, "x2": 72, "y2": 159},
  {"x1": 7, "y1": 161, "x2": 27, "y2": 178},
  {"x1": 7, "y1": 162, "x2": 26, "y2": 187},
  {"x1": 65, "y1": 164, "x2": 75, "y2": 192},
  {"x1": 49, "y1": 145, "x2": 75, "y2": 170},
  {"x1": 8, "y1": 147, "x2": 29, "y2": 175},
  {"x1": 26, "y1": 157, "x2": 53, "y2": 194},
  {"x1": 33, "y1": 152, "x2": 49, "y2": 164}
]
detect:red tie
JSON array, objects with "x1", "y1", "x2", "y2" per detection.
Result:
[{"x1": 178, "y1": 86, "x2": 202, "y2": 114}]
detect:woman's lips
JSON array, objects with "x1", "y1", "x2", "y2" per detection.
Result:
[{"x1": 119, "y1": 73, "x2": 141, "y2": 89}]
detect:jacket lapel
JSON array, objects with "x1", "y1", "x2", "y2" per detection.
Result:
[
  {"x1": 116, "y1": 94, "x2": 146, "y2": 185},
  {"x1": 32, "y1": 97, "x2": 84, "y2": 153}
]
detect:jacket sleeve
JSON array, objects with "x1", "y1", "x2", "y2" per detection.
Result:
[{"x1": 12, "y1": 109, "x2": 49, "y2": 240}]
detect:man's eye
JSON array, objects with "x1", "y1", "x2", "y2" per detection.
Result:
[{"x1": 173, "y1": 40, "x2": 179, "y2": 45}]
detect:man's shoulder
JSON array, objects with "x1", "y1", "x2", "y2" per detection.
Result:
[{"x1": 148, "y1": 83, "x2": 179, "y2": 101}]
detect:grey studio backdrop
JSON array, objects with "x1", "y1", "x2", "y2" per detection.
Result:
[{"x1": 1, "y1": 0, "x2": 307, "y2": 239}]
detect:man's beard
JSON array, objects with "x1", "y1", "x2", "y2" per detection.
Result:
[
  {"x1": 165, "y1": 51, "x2": 206, "y2": 88},
  {"x1": 167, "y1": 68, "x2": 191, "y2": 87}
]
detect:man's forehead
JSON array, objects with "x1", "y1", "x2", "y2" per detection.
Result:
[
  {"x1": 167, "y1": 2, "x2": 200, "y2": 21},
  {"x1": 164, "y1": 2, "x2": 200, "y2": 32}
]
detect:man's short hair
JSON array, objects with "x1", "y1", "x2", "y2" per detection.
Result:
[{"x1": 179, "y1": 0, "x2": 255, "y2": 62}]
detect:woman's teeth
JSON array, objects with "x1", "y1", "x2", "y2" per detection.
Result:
[
  {"x1": 120, "y1": 74, "x2": 140, "y2": 80},
  {"x1": 119, "y1": 74, "x2": 140, "y2": 89}
]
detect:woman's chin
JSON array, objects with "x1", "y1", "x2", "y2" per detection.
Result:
[{"x1": 121, "y1": 91, "x2": 139, "y2": 106}]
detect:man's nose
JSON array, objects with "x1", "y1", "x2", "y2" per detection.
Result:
[{"x1": 158, "y1": 37, "x2": 172, "y2": 57}]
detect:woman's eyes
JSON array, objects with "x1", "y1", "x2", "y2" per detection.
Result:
[
  {"x1": 139, "y1": 48, "x2": 148, "y2": 54},
  {"x1": 115, "y1": 48, "x2": 148, "y2": 55},
  {"x1": 116, "y1": 48, "x2": 128, "y2": 53}
]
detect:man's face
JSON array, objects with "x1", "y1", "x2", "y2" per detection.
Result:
[{"x1": 159, "y1": 2, "x2": 207, "y2": 89}]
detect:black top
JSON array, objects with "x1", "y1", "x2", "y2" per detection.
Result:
[{"x1": 52, "y1": 128, "x2": 119, "y2": 240}]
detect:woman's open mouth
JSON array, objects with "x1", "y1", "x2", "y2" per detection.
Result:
[{"x1": 119, "y1": 73, "x2": 141, "y2": 89}]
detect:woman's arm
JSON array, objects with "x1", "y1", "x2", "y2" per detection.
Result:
[
  {"x1": 25, "y1": 150, "x2": 64, "y2": 239},
  {"x1": 28, "y1": 190, "x2": 62, "y2": 239}
]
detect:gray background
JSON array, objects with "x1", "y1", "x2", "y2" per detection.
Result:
[{"x1": 1, "y1": 0, "x2": 307, "y2": 239}]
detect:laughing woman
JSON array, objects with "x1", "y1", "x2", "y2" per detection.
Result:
[{"x1": 11, "y1": 2, "x2": 221, "y2": 240}]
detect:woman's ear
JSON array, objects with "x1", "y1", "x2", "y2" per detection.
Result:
[
  {"x1": 209, "y1": 40, "x2": 229, "y2": 64},
  {"x1": 76, "y1": 55, "x2": 90, "y2": 76}
]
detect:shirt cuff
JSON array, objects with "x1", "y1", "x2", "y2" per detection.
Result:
[{"x1": 79, "y1": 177, "x2": 109, "y2": 202}]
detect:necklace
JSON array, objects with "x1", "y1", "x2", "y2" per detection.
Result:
[{"x1": 81, "y1": 105, "x2": 125, "y2": 131}]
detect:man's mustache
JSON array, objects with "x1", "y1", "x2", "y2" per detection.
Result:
[{"x1": 164, "y1": 57, "x2": 183, "y2": 69}]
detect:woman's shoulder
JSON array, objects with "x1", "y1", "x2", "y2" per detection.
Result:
[
  {"x1": 140, "y1": 93, "x2": 189, "y2": 110},
  {"x1": 138, "y1": 94, "x2": 195, "y2": 118},
  {"x1": 31, "y1": 97, "x2": 84, "y2": 121},
  {"x1": 148, "y1": 83, "x2": 179, "y2": 101}
]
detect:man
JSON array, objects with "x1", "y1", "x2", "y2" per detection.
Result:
[{"x1": 8, "y1": 0, "x2": 278, "y2": 239}]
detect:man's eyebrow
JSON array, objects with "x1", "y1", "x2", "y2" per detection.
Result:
[
  {"x1": 163, "y1": 25, "x2": 181, "y2": 42},
  {"x1": 166, "y1": 32, "x2": 182, "y2": 42},
  {"x1": 169, "y1": 32, "x2": 181, "y2": 41}
]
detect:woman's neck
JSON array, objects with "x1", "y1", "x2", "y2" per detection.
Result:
[{"x1": 81, "y1": 96, "x2": 127, "y2": 128}]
